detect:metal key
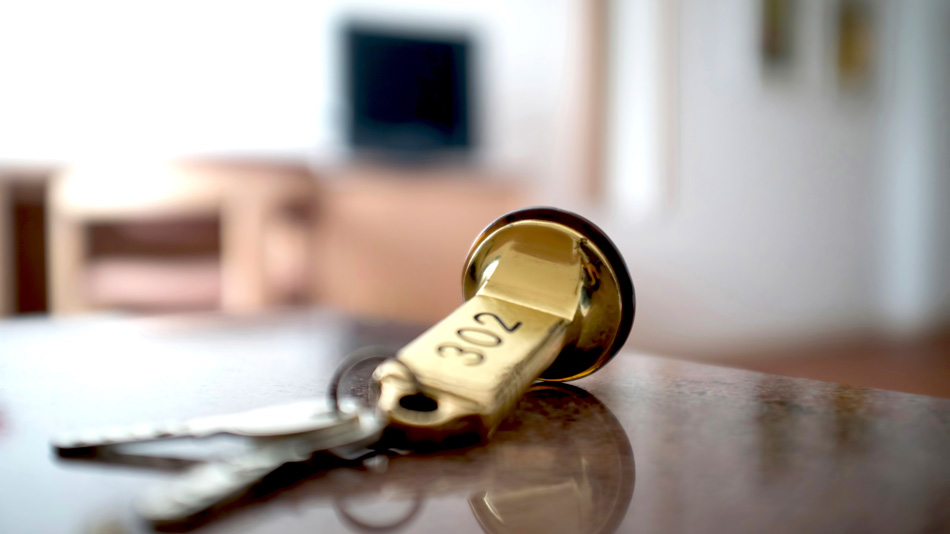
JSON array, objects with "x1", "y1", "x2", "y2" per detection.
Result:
[
  {"x1": 374, "y1": 207, "x2": 635, "y2": 444},
  {"x1": 52, "y1": 399, "x2": 348, "y2": 452},
  {"x1": 136, "y1": 403, "x2": 386, "y2": 525},
  {"x1": 52, "y1": 397, "x2": 387, "y2": 524}
]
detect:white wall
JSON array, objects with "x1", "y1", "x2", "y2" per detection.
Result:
[
  {"x1": 878, "y1": 0, "x2": 950, "y2": 334},
  {"x1": 0, "y1": 0, "x2": 578, "y2": 188},
  {"x1": 590, "y1": 0, "x2": 886, "y2": 355},
  {"x1": 591, "y1": 0, "x2": 950, "y2": 356}
]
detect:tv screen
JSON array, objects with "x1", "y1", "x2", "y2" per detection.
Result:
[{"x1": 345, "y1": 26, "x2": 472, "y2": 157}]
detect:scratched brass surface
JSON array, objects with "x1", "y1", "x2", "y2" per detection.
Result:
[
  {"x1": 376, "y1": 208, "x2": 635, "y2": 442},
  {"x1": 1, "y1": 312, "x2": 949, "y2": 534}
]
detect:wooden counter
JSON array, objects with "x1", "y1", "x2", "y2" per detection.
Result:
[{"x1": 0, "y1": 311, "x2": 948, "y2": 533}]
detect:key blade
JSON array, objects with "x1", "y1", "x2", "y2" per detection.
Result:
[
  {"x1": 52, "y1": 400, "x2": 345, "y2": 452},
  {"x1": 136, "y1": 407, "x2": 387, "y2": 525},
  {"x1": 193, "y1": 399, "x2": 343, "y2": 437}
]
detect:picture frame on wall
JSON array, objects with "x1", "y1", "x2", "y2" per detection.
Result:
[
  {"x1": 834, "y1": 0, "x2": 875, "y2": 92},
  {"x1": 760, "y1": 0, "x2": 795, "y2": 76}
]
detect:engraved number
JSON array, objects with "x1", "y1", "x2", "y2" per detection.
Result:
[
  {"x1": 435, "y1": 312, "x2": 522, "y2": 365},
  {"x1": 456, "y1": 328, "x2": 502, "y2": 347},
  {"x1": 437, "y1": 344, "x2": 484, "y2": 366},
  {"x1": 474, "y1": 312, "x2": 523, "y2": 333}
]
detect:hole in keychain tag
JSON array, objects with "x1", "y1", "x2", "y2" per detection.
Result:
[{"x1": 398, "y1": 393, "x2": 439, "y2": 413}]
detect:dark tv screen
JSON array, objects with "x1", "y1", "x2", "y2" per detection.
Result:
[{"x1": 346, "y1": 27, "x2": 472, "y2": 155}]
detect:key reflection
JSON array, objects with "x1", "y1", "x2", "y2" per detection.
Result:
[{"x1": 320, "y1": 383, "x2": 635, "y2": 534}]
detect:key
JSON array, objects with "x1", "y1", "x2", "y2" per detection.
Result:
[
  {"x1": 52, "y1": 399, "x2": 349, "y2": 453},
  {"x1": 374, "y1": 207, "x2": 635, "y2": 444},
  {"x1": 136, "y1": 402, "x2": 386, "y2": 525}
]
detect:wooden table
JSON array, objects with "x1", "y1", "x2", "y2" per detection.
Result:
[
  {"x1": 47, "y1": 161, "x2": 317, "y2": 315},
  {"x1": 1, "y1": 312, "x2": 948, "y2": 533}
]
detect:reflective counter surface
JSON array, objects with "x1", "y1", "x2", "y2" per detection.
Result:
[{"x1": 0, "y1": 311, "x2": 948, "y2": 533}]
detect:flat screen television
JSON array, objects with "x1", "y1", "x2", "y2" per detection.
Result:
[{"x1": 345, "y1": 26, "x2": 473, "y2": 158}]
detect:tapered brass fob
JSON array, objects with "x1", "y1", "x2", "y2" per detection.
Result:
[{"x1": 375, "y1": 207, "x2": 635, "y2": 443}]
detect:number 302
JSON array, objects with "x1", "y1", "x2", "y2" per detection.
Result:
[{"x1": 436, "y1": 313, "x2": 522, "y2": 366}]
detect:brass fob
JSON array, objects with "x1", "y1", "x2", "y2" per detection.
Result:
[{"x1": 375, "y1": 207, "x2": 635, "y2": 443}]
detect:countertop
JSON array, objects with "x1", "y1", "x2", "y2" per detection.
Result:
[{"x1": 1, "y1": 311, "x2": 948, "y2": 533}]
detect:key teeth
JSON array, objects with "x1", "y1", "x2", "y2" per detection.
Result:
[{"x1": 51, "y1": 421, "x2": 192, "y2": 453}]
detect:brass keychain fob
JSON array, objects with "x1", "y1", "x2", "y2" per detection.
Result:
[{"x1": 375, "y1": 207, "x2": 635, "y2": 444}]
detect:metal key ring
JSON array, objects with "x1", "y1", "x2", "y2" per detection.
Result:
[{"x1": 327, "y1": 346, "x2": 422, "y2": 414}]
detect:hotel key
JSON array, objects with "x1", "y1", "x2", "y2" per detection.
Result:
[
  {"x1": 51, "y1": 207, "x2": 635, "y2": 524},
  {"x1": 372, "y1": 207, "x2": 635, "y2": 444}
]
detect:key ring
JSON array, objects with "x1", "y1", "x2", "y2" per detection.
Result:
[
  {"x1": 326, "y1": 347, "x2": 427, "y2": 530},
  {"x1": 327, "y1": 346, "x2": 422, "y2": 414}
]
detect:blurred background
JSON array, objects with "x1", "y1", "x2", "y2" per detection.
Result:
[{"x1": 0, "y1": 0, "x2": 947, "y2": 396}]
